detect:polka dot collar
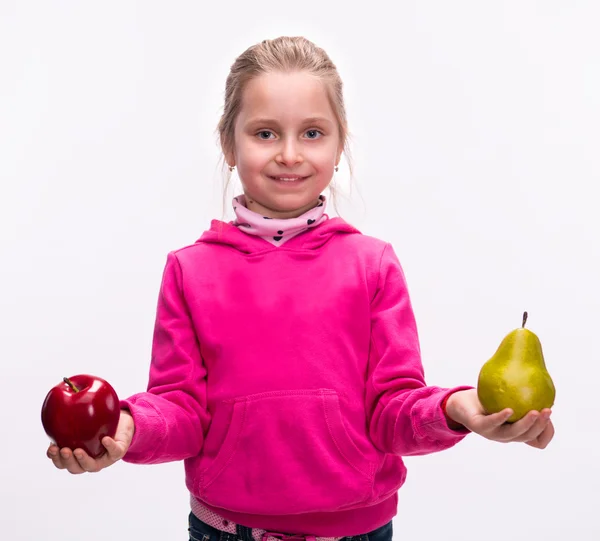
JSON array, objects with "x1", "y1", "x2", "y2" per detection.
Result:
[{"x1": 232, "y1": 194, "x2": 328, "y2": 246}]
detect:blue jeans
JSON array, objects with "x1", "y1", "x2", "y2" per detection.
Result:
[{"x1": 188, "y1": 512, "x2": 393, "y2": 541}]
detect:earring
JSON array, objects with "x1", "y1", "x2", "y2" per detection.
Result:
[
  {"x1": 335, "y1": 166, "x2": 339, "y2": 172},
  {"x1": 229, "y1": 165, "x2": 235, "y2": 172}
]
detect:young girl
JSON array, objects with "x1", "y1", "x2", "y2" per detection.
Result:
[{"x1": 46, "y1": 36, "x2": 554, "y2": 541}]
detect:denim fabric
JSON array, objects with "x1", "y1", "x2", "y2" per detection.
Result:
[{"x1": 188, "y1": 512, "x2": 393, "y2": 541}]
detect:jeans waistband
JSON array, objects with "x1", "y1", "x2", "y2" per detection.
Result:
[{"x1": 190, "y1": 501, "x2": 344, "y2": 541}]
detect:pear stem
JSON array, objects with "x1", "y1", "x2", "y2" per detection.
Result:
[
  {"x1": 63, "y1": 377, "x2": 79, "y2": 393},
  {"x1": 522, "y1": 311, "x2": 528, "y2": 328}
]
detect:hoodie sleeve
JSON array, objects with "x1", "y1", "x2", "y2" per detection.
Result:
[
  {"x1": 366, "y1": 243, "x2": 473, "y2": 456},
  {"x1": 120, "y1": 251, "x2": 210, "y2": 464}
]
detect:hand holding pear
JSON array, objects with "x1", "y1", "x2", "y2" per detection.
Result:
[{"x1": 477, "y1": 312, "x2": 555, "y2": 423}]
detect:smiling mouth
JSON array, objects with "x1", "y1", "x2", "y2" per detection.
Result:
[{"x1": 269, "y1": 175, "x2": 309, "y2": 182}]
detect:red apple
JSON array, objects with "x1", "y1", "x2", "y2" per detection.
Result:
[{"x1": 41, "y1": 374, "x2": 120, "y2": 458}]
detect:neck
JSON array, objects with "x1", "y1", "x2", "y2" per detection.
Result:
[{"x1": 246, "y1": 197, "x2": 321, "y2": 219}]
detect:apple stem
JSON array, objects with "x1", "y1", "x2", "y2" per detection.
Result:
[
  {"x1": 522, "y1": 311, "x2": 528, "y2": 328},
  {"x1": 63, "y1": 377, "x2": 80, "y2": 393}
]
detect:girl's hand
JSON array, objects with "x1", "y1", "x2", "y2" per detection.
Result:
[
  {"x1": 445, "y1": 389, "x2": 554, "y2": 449},
  {"x1": 46, "y1": 409, "x2": 135, "y2": 474}
]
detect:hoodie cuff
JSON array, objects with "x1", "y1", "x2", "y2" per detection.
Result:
[
  {"x1": 120, "y1": 394, "x2": 167, "y2": 463},
  {"x1": 415, "y1": 386, "x2": 474, "y2": 441}
]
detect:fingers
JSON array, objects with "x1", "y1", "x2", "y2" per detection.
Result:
[
  {"x1": 103, "y1": 436, "x2": 127, "y2": 461},
  {"x1": 480, "y1": 408, "x2": 554, "y2": 446},
  {"x1": 72, "y1": 437, "x2": 125, "y2": 473},
  {"x1": 73, "y1": 448, "x2": 101, "y2": 473},
  {"x1": 513, "y1": 410, "x2": 552, "y2": 443},
  {"x1": 486, "y1": 408, "x2": 515, "y2": 429},
  {"x1": 47, "y1": 445, "x2": 86, "y2": 474},
  {"x1": 471, "y1": 408, "x2": 514, "y2": 434},
  {"x1": 95, "y1": 437, "x2": 127, "y2": 469},
  {"x1": 47, "y1": 444, "x2": 62, "y2": 468},
  {"x1": 46, "y1": 434, "x2": 128, "y2": 475},
  {"x1": 494, "y1": 410, "x2": 541, "y2": 442},
  {"x1": 526, "y1": 419, "x2": 555, "y2": 449}
]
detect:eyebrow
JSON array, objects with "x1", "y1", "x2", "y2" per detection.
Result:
[{"x1": 245, "y1": 117, "x2": 333, "y2": 127}]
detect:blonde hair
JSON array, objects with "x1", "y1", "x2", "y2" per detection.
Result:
[{"x1": 215, "y1": 36, "x2": 355, "y2": 216}]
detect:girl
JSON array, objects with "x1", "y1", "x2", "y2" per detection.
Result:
[{"x1": 47, "y1": 36, "x2": 554, "y2": 541}]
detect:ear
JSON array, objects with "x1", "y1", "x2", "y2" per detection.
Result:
[
  {"x1": 221, "y1": 133, "x2": 236, "y2": 168},
  {"x1": 335, "y1": 146, "x2": 344, "y2": 168}
]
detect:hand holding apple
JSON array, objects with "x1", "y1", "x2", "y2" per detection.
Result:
[
  {"x1": 41, "y1": 374, "x2": 120, "y2": 458},
  {"x1": 46, "y1": 409, "x2": 135, "y2": 474}
]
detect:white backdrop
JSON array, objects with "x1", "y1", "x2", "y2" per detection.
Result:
[{"x1": 1, "y1": 1, "x2": 598, "y2": 539}]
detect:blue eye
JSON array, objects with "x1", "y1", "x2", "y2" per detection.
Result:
[{"x1": 255, "y1": 129, "x2": 323, "y2": 140}]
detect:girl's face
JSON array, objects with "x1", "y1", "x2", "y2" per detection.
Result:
[{"x1": 227, "y1": 71, "x2": 343, "y2": 219}]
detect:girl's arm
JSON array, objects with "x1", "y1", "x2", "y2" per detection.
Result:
[
  {"x1": 120, "y1": 251, "x2": 211, "y2": 464},
  {"x1": 366, "y1": 243, "x2": 472, "y2": 456}
]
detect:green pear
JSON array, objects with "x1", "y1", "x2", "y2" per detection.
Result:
[{"x1": 477, "y1": 312, "x2": 555, "y2": 423}]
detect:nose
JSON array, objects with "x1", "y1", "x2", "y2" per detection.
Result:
[{"x1": 275, "y1": 136, "x2": 304, "y2": 167}]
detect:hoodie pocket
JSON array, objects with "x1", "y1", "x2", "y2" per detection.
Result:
[{"x1": 198, "y1": 389, "x2": 374, "y2": 514}]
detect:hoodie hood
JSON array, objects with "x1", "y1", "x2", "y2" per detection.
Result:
[{"x1": 197, "y1": 217, "x2": 361, "y2": 254}]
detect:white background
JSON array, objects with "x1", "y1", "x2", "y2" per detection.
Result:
[{"x1": 1, "y1": 1, "x2": 598, "y2": 539}]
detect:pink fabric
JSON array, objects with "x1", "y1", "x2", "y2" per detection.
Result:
[
  {"x1": 120, "y1": 217, "x2": 472, "y2": 536},
  {"x1": 232, "y1": 194, "x2": 327, "y2": 246},
  {"x1": 190, "y1": 495, "x2": 341, "y2": 541}
]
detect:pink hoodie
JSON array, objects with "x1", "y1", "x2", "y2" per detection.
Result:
[{"x1": 121, "y1": 218, "x2": 471, "y2": 536}]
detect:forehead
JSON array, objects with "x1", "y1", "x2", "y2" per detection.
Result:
[{"x1": 238, "y1": 71, "x2": 335, "y2": 124}]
